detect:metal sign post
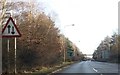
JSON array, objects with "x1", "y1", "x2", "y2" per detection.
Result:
[
  {"x1": 7, "y1": 39, "x2": 10, "y2": 73},
  {"x1": 2, "y1": 16, "x2": 21, "y2": 74},
  {"x1": 14, "y1": 37, "x2": 16, "y2": 74},
  {"x1": 14, "y1": 19, "x2": 17, "y2": 74}
]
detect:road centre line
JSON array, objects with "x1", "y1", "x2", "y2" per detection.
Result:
[
  {"x1": 93, "y1": 68, "x2": 98, "y2": 73},
  {"x1": 88, "y1": 61, "x2": 99, "y2": 73}
]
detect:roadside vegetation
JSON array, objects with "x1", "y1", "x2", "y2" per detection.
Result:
[
  {"x1": 1, "y1": 0, "x2": 84, "y2": 74},
  {"x1": 93, "y1": 33, "x2": 120, "y2": 63}
]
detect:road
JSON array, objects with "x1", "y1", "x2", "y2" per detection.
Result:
[{"x1": 54, "y1": 61, "x2": 119, "y2": 75}]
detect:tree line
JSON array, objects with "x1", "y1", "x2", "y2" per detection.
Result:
[
  {"x1": 1, "y1": 1, "x2": 84, "y2": 73},
  {"x1": 93, "y1": 33, "x2": 120, "y2": 63}
]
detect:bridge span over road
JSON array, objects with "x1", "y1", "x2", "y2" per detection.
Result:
[{"x1": 83, "y1": 54, "x2": 93, "y2": 58}]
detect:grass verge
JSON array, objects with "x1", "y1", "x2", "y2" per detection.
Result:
[
  {"x1": 31, "y1": 61, "x2": 74, "y2": 75},
  {"x1": 1, "y1": 62, "x2": 75, "y2": 75}
]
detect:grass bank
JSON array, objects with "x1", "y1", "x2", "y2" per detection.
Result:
[{"x1": 2, "y1": 61, "x2": 74, "y2": 75}]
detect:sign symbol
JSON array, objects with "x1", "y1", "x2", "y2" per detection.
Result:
[
  {"x1": 2, "y1": 17, "x2": 21, "y2": 37},
  {"x1": 11, "y1": 26, "x2": 15, "y2": 34},
  {"x1": 7, "y1": 25, "x2": 11, "y2": 34}
]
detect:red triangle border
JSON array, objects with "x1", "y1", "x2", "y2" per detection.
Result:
[{"x1": 2, "y1": 17, "x2": 21, "y2": 38}]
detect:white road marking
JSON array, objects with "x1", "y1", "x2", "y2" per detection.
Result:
[
  {"x1": 52, "y1": 69, "x2": 62, "y2": 73},
  {"x1": 52, "y1": 65, "x2": 70, "y2": 73},
  {"x1": 100, "y1": 74, "x2": 103, "y2": 75},
  {"x1": 93, "y1": 68, "x2": 98, "y2": 73}
]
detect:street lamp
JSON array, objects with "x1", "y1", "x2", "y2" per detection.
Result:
[{"x1": 62, "y1": 24, "x2": 75, "y2": 62}]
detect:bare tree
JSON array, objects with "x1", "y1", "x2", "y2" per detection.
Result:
[
  {"x1": 0, "y1": 0, "x2": 7, "y2": 25},
  {"x1": 0, "y1": 0, "x2": 7, "y2": 74}
]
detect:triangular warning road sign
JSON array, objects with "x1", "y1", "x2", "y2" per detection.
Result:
[{"x1": 2, "y1": 17, "x2": 21, "y2": 37}]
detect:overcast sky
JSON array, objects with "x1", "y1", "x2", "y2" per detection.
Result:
[
  {"x1": 37, "y1": 0, "x2": 119, "y2": 55},
  {"x1": 10, "y1": 0, "x2": 119, "y2": 55}
]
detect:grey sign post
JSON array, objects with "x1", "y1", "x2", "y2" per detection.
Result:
[{"x1": 2, "y1": 16, "x2": 21, "y2": 74}]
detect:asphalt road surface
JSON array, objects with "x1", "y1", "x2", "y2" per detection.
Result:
[{"x1": 54, "y1": 60, "x2": 119, "y2": 75}]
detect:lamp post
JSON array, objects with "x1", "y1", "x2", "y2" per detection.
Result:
[{"x1": 62, "y1": 24, "x2": 75, "y2": 62}]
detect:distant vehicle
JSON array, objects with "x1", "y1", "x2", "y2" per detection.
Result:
[
  {"x1": 91, "y1": 59, "x2": 95, "y2": 61},
  {"x1": 82, "y1": 58, "x2": 87, "y2": 61}
]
